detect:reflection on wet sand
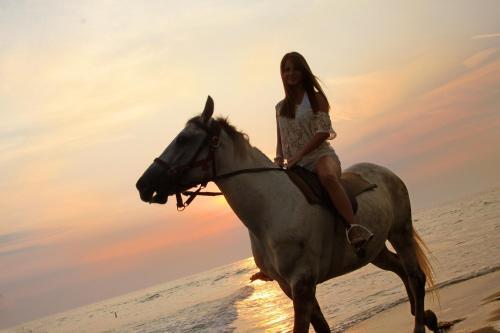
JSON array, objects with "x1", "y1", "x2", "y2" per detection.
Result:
[{"x1": 236, "y1": 279, "x2": 294, "y2": 332}]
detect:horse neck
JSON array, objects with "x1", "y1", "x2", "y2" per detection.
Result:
[
  {"x1": 213, "y1": 132, "x2": 273, "y2": 175},
  {"x1": 213, "y1": 133, "x2": 288, "y2": 235}
]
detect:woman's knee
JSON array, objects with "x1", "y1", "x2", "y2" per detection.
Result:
[{"x1": 315, "y1": 155, "x2": 341, "y2": 178}]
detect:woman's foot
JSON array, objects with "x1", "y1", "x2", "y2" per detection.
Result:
[
  {"x1": 347, "y1": 224, "x2": 374, "y2": 257},
  {"x1": 250, "y1": 271, "x2": 273, "y2": 282}
]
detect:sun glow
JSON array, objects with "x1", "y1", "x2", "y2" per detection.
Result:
[{"x1": 236, "y1": 281, "x2": 293, "y2": 332}]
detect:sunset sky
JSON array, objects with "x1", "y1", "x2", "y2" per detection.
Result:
[{"x1": 1, "y1": 0, "x2": 499, "y2": 328}]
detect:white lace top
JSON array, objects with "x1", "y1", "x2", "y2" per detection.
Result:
[{"x1": 276, "y1": 93, "x2": 337, "y2": 167}]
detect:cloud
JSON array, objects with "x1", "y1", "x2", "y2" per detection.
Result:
[
  {"x1": 0, "y1": 245, "x2": 44, "y2": 258},
  {"x1": 79, "y1": 208, "x2": 238, "y2": 265},
  {"x1": 0, "y1": 230, "x2": 32, "y2": 245},
  {"x1": 0, "y1": 228, "x2": 69, "y2": 251},
  {"x1": 471, "y1": 33, "x2": 500, "y2": 39},
  {"x1": 325, "y1": 70, "x2": 402, "y2": 121},
  {"x1": 329, "y1": 46, "x2": 471, "y2": 123},
  {"x1": 0, "y1": 43, "x2": 198, "y2": 164},
  {"x1": 463, "y1": 48, "x2": 497, "y2": 68},
  {"x1": 0, "y1": 227, "x2": 75, "y2": 286},
  {"x1": 339, "y1": 54, "x2": 500, "y2": 183}
]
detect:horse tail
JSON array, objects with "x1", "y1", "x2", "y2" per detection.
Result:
[{"x1": 412, "y1": 227, "x2": 435, "y2": 290}]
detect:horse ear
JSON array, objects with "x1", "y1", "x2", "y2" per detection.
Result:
[{"x1": 201, "y1": 96, "x2": 214, "y2": 123}]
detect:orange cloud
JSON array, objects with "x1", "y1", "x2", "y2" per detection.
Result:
[
  {"x1": 463, "y1": 48, "x2": 497, "y2": 68},
  {"x1": 339, "y1": 55, "x2": 500, "y2": 166},
  {"x1": 403, "y1": 118, "x2": 499, "y2": 183},
  {"x1": 80, "y1": 208, "x2": 238, "y2": 265}
]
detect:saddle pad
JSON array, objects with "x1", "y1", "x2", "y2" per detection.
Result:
[{"x1": 286, "y1": 166, "x2": 377, "y2": 214}]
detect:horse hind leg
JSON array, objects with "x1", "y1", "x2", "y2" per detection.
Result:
[
  {"x1": 390, "y1": 229, "x2": 439, "y2": 333},
  {"x1": 374, "y1": 245, "x2": 439, "y2": 332},
  {"x1": 372, "y1": 246, "x2": 415, "y2": 315}
]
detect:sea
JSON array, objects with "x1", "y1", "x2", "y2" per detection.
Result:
[{"x1": 5, "y1": 187, "x2": 500, "y2": 333}]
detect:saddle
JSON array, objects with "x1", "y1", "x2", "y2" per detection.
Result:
[{"x1": 286, "y1": 166, "x2": 377, "y2": 214}]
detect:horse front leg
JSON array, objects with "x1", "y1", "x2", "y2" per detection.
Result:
[
  {"x1": 310, "y1": 297, "x2": 330, "y2": 333},
  {"x1": 291, "y1": 275, "x2": 316, "y2": 333},
  {"x1": 277, "y1": 279, "x2": 329, "y2": 333}
]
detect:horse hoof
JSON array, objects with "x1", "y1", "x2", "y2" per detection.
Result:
[{"x1": 424, "y1": 309, "x2": 438, "y2": 331}]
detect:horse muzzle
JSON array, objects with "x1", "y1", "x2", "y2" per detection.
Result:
[{"x1": 136, "y1": 175, "x2": 171, "y2": 205}]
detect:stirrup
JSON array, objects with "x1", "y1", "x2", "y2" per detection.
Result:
[{"x1": 346, "y1": 224, "x2": 374, "y2": 246}]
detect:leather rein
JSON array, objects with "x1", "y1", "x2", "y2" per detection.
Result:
[{"x1": 153, "y1": 121, "x2": 284, "y2": 211}]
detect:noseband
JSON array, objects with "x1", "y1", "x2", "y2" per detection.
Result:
[
  {"x1": 154, "y1": 121, "x2": 221, "y2": 187},
  {"x1": 153, "y1": 120, "x2": 222, "y2": 210},
  {"x1": 153, "y1": 120, "x2": 283, "y2": 210}
]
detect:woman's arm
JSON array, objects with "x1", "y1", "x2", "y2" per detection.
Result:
[
  {"x1": 275, "y1": 105, "x2": 284, "y2": 167},
  {"x1": 287, "y1": 132, "x2": 329, "y2": 167}
]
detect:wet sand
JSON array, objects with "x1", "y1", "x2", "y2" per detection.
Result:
[{"x1": 346, "y1": 270, "x2": 500, "y2": 333}]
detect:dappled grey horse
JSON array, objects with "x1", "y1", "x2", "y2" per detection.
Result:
[{"x1": 136, "y1": 97, "x2": 440, "y2": 333}]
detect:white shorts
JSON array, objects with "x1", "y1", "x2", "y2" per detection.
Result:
[{"x1": 298, "y1": 149, "x2": 341, "y2": 174}]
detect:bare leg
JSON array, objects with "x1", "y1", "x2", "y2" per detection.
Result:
[
  {"x1": 315, "y1": 155, "x2": 353, "y2": 225},
  {"x1": 315, "y1": 155, "x2": 373, "y2": 250}
]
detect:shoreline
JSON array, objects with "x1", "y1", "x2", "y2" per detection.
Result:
[{"x1": 345, "y1": 270, "x2": 500, "y2": 333}]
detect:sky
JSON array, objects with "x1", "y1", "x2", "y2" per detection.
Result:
[{"x1": 1, "y1": 0, "x2": 500, "y2": 328}]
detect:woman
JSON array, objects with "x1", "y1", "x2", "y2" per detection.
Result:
[
  {"x1": 250, "y1": 52, "x2": 374, "y2": 282},
  {"x1": 275, "y1": 51, "x2": 373, "y2": 252}
]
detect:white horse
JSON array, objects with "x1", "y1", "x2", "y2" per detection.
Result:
[{"x1": 136, "y1": 97, "x2": 440, "y2": 333}]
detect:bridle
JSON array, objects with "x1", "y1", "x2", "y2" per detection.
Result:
[{"x1": 153, "y1": 120, "x2": 284, "y2": 210}]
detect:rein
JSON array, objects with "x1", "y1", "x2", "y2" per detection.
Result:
[
  {"x1": 177, "y1": 167, "x2": 284, "y2": 210},
  {"x1": 154, "y1": 121, "x2": 284, "y2": 210}
]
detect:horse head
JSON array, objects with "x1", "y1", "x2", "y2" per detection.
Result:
[{"x1": 136, "y1": 96, "x2": 220, "y2": 204}]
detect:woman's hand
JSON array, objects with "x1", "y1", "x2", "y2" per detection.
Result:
[
  {"x1": 274, "y1": 156, "x2": 285, "y2": 168},
  {"x1": 287, "y1": 153, "x2": 303, "y2": 168}
]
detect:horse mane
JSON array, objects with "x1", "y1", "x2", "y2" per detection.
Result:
[
  {"x1": 187, "y1": 116, "x2": 252, "y2": 158},
  {"x1": 215, "y1": 117, "x2": 251, "y2": 157}
]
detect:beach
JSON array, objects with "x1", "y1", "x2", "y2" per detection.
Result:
[{"x1": 346, "y1": 270, "x2": 500, "y2": 333}]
